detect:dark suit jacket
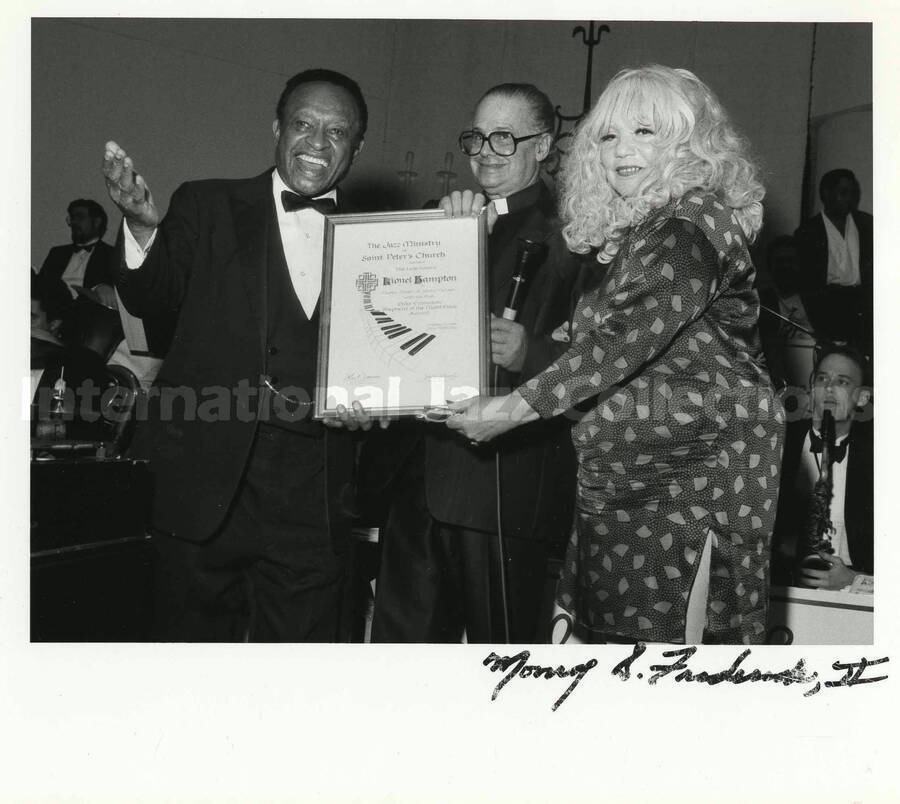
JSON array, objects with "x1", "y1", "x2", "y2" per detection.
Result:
[
  {"x1": 113, "y1": 169, "x2": 356, "y2": 548},
  {"x1": 360, "y1": 181, "x2": 583, "y2": 543},
  {"x1": 39, "y1": 240, "x2": 116, "y2": 290},
  {"x1": 771, "y1": 418, "x2": 874, "y2": 581},
  {"x1": 793, "y1": 210, "x2": 873, "y2": 346}
]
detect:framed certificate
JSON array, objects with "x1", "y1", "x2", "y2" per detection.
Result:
[{"x1": 315, "y1": 210, "x2": 490, "y2": 418}]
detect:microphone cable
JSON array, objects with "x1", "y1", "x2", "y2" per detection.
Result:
[{"x1": 489, "y1": 236, "x2": 549, "y2": 644}]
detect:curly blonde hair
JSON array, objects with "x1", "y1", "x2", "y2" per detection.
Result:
[{"x1": 559, "y1": 64, "x2": 765, "y2": 254}]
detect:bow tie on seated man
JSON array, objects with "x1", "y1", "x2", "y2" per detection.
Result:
[
  {"x1": 281, "y1": 190, "x2": 337, "y2": 215},
  {"x1": 808, "y1": 429, "x2": 848, "y2": 463}
]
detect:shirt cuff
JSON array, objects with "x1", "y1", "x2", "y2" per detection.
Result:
[{"x1": 123, "y1": 222, "x2": 157, "y2": 269}]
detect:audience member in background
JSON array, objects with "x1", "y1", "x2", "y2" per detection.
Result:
[
  {"x1": 30, "y1": 271, "x2": 108, "y2": 440},
  {"x1": 757, "y1": 234, "x2": 815, "y2": 389},
  {"x1": 771, "y1": 343, "x2": 873, "y2": 589},
  {"x1": 38, "y1": 198, "x2": 124, "y2": 358},
  {"x1": 794, "y1": 169, "x2": 873, "y2": 352},
  {"x1": 363, "y1": 83, "x2": 582, "y2": 644},
  {"x1": 38, "y1": 199, "x2": 116, "y2": 299}
]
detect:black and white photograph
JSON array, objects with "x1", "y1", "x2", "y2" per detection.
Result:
[{"x1": 4, "y1": 4, "x2": 897, "y2": 800}]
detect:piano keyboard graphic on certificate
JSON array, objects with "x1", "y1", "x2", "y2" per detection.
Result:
[{"x1": 355, "y1": 272, "x2": 437, "y2": 373}]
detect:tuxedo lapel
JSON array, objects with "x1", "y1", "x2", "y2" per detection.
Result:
[
  {"x1": 42, "y1": 245, "x2": 76, "y2": 281},
  {"x1": 232, "y1": 173, "x2": 273, "y2": 363}
]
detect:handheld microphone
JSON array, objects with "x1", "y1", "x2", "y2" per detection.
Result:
[{"x1": 502, "y1": 238, "x2": 548, "y2": 321}]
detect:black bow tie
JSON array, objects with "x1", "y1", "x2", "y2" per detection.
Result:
[
  {"x1": 810, "y1": 430, "x2": 848, "y2": 463},
  {"x1": 73, "y1": 243, "x2": 95, "y2": 253},
  {"x1": 281, "y1": 191, "x2": 337, "y2": 215}
]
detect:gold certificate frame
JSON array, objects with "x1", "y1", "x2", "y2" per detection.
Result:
[{"x1": 315, "y1": 210, "x2": 490, "y2": 418}]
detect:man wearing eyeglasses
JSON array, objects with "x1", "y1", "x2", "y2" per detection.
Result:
[
  {"x1": 101, "y1": 69, "x2": 374, "y2": 642},
  {"x1": 365, "y1": 83, "x2": 584, "y2": 644}
]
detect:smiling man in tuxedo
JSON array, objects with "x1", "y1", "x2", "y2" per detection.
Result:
[{"x1": 102, "y1": 68, "x2": 373, "y2": 642}]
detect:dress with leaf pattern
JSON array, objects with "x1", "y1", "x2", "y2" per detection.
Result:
[{"x1": 518, "y1": 191, "x2": 785, "y2": 644}]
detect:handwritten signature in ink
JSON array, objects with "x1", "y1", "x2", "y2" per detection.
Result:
[
  {"x1": 481, "y1": 646, "x2": 889, "y2": 710},
  {"x1": 612, "y1": 644, "x2": 889, "y2": 697},
  {"x1": 482, "y1": 650, "x2": 598, "y2": 711}
]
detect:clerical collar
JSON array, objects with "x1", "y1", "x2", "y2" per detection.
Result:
[
  {"x1": 271, "y1": 169, "x2": 337, "y2": 206},
  {"x1": 489, "y1": 182, "x2": 542, "y2": 216}
]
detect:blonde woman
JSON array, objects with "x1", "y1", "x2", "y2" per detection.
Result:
[{"x1": 446, "y1": 65, "x2": 783, "y2": 645}]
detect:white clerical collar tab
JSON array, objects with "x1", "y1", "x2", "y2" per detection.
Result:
[{"x1": 491, "y1": 198, "x2": 509, "y2": 216}]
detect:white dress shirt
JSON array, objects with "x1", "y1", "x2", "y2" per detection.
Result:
[
  {"x1": 60, "y1": 238, "x2": 101, "y2": 297},
  {"x1": 270, "y1": 169, "x2": 335, "y2": 319},
  {"x1": 822, "y1": 211, "x2": 861, "y2": 287}
]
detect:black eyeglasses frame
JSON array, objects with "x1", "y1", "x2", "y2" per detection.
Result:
[{"x1": 457, "y1": 129, "x2": 547, "y2": 157}]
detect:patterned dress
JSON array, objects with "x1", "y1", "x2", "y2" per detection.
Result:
[{"x1": 518, "y1": 191, "x2": 785, "y2": 644}]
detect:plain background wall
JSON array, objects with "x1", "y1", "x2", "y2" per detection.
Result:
[
  {"x1": 31, "y1": 19, "x2": 870, "y2": 268},
  {"x1": 808, "y1": 23, "x2": 873, "y2": 215}
]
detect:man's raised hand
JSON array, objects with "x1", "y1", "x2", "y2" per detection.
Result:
[{"x1": 102, "y1": 141, "x2": 160, "y2": 240}]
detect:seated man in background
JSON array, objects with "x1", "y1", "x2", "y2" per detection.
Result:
[
  {"x1": 771, "y1": 343, "x2": 873, "y2": 589},
  {"x1": 37, "y1": 197, "x2": 128, "y2": 362},
  {"x1": 38, "y1": 197, "x2": 165, "y2": 389},
  {"x1": 38, "y1": 198, "x2": 116, "y2": 299}
]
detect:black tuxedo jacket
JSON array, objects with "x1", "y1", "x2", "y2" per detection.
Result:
[
  {"x1": 793, "y1": 210, "x2": 873, "y2": 345},
  {"x1": 39, "y1": 240, "x2": 116, "y2": 289},
  {"x1": 114, "y1": 169, "x2": 355, "y2": 548},
  {"x1": 771, "y1": 418, "x2": 874, "y2": 580},
  {"x1": 360, "y1": 181, "x2": 584, "y2": 542}
]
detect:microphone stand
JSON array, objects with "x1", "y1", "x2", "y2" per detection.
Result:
[
  {"x1": 492, "y1": 365, "x2": 512, "y2": 645},
  {"x1": 490, "y1": 238, "x2": 548, "y2": 644}
]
